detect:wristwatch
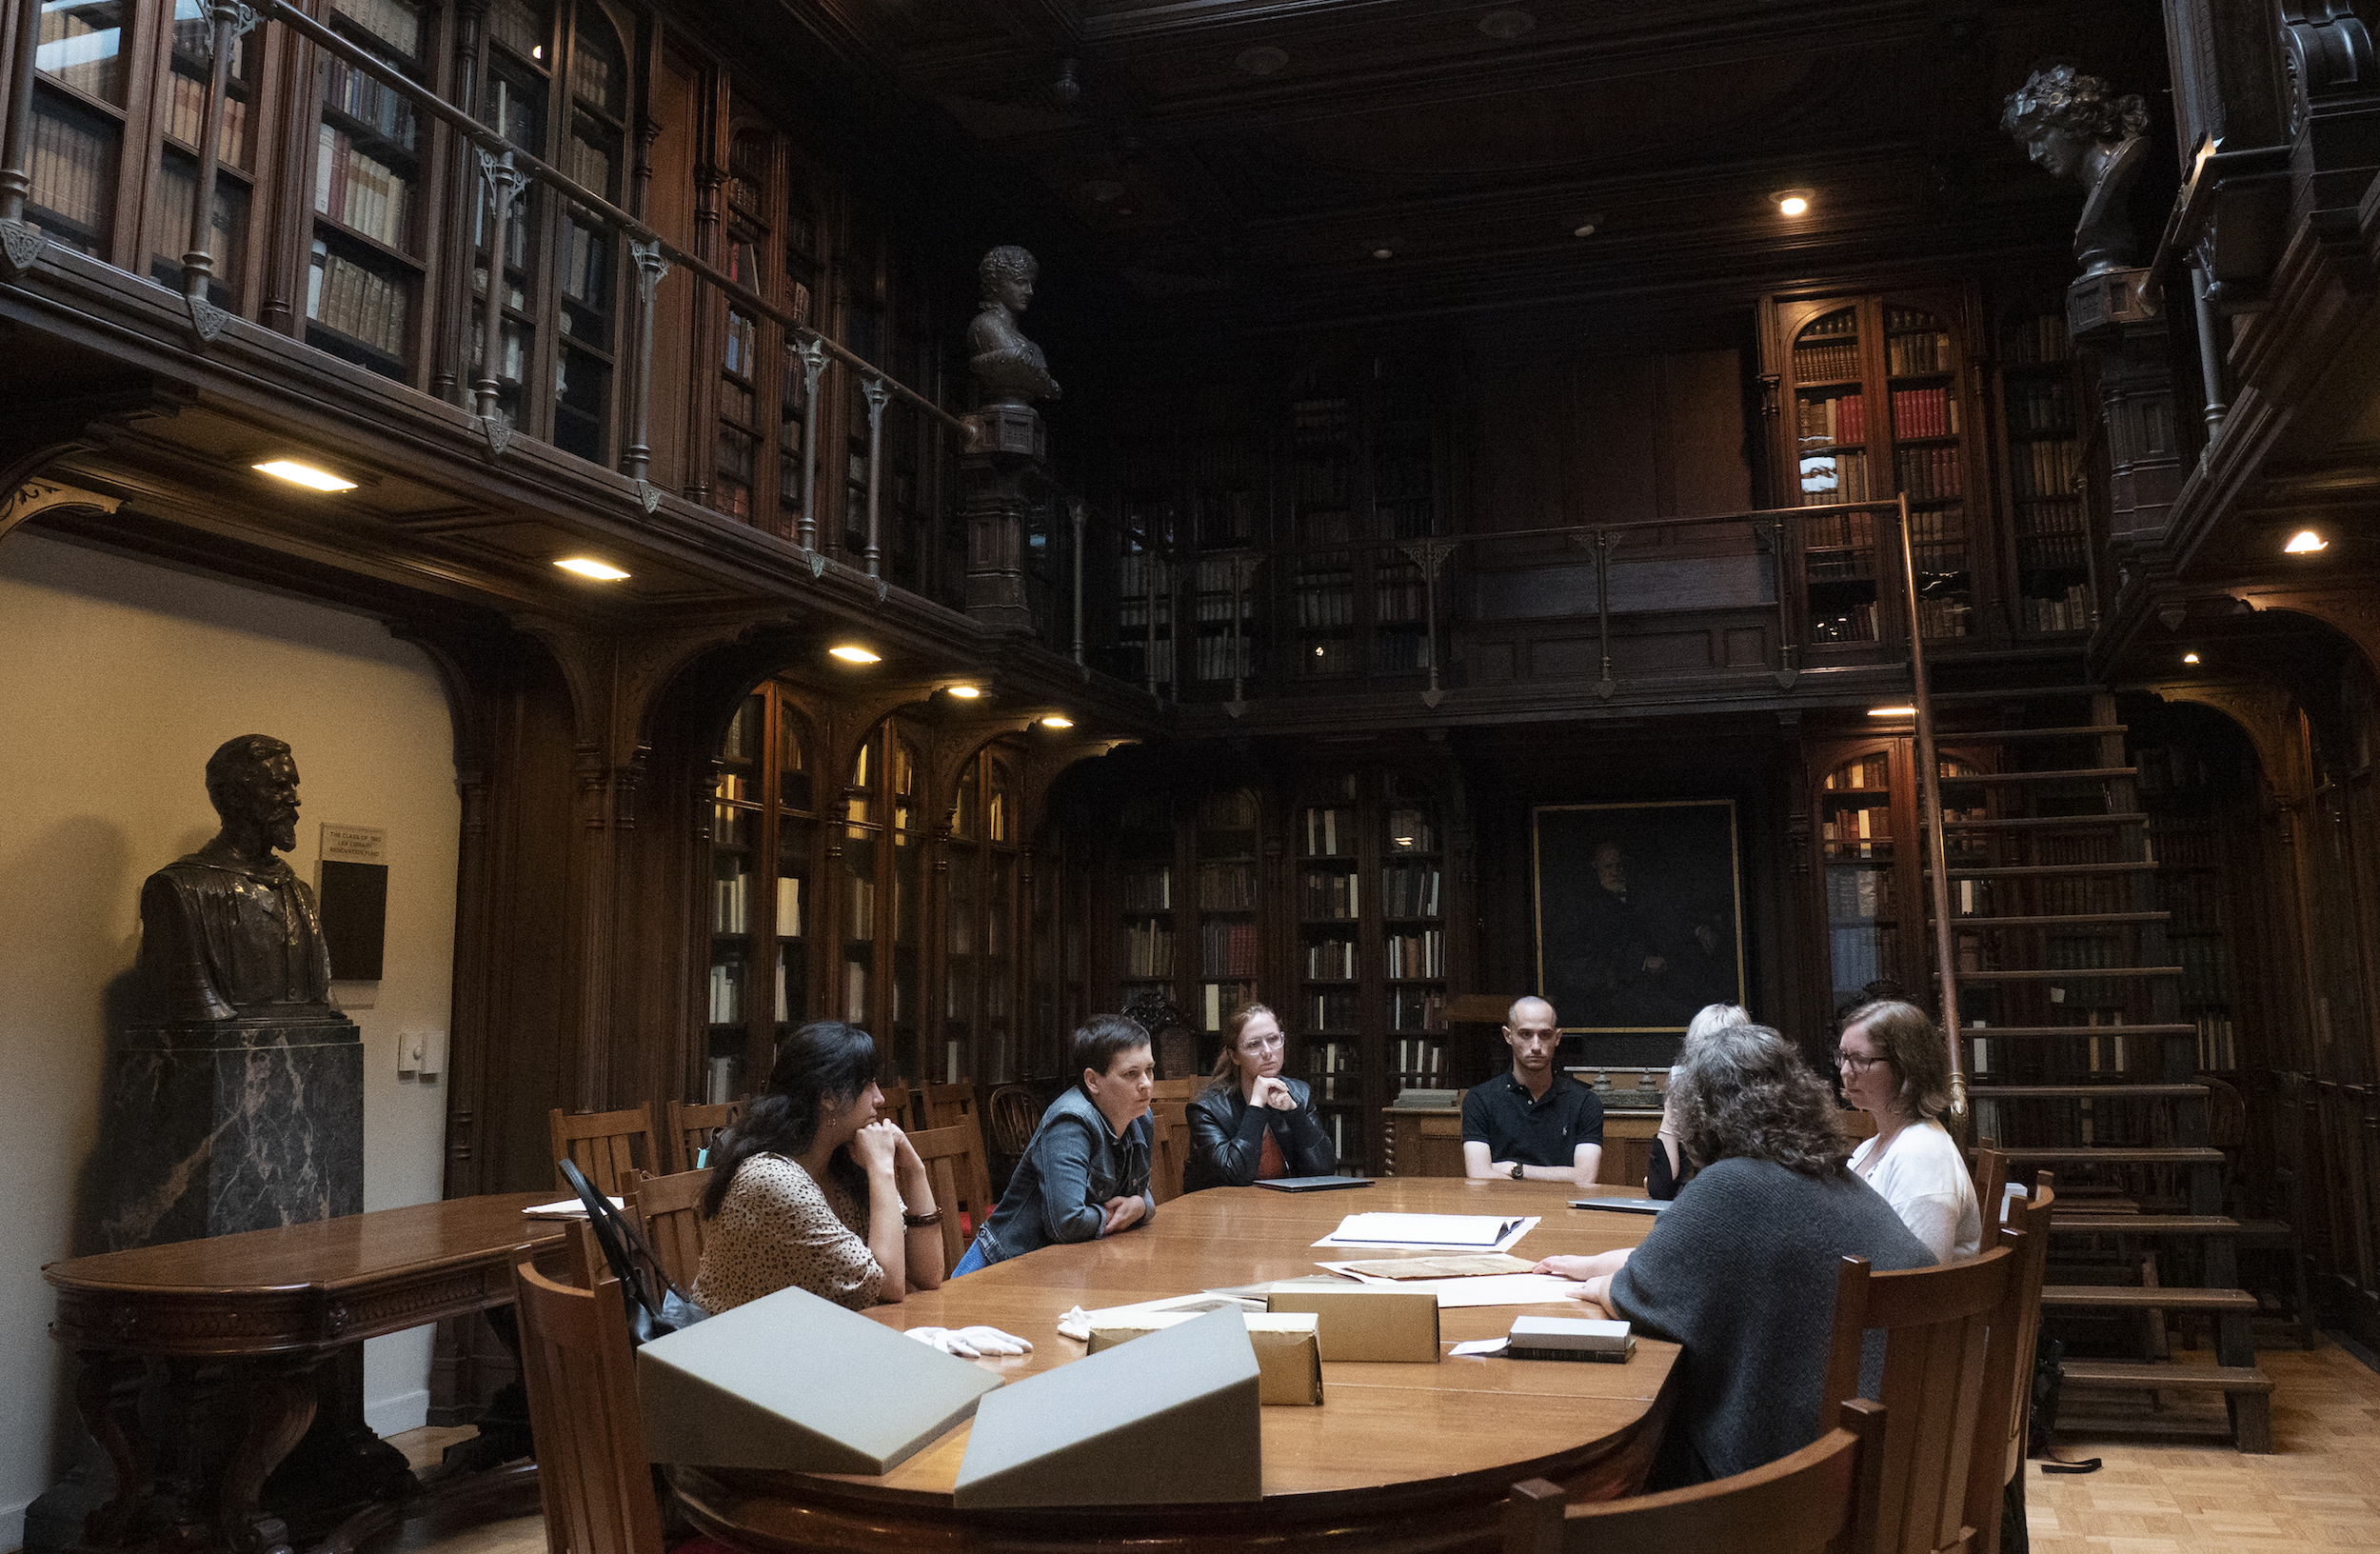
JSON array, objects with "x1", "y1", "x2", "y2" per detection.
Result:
[{"x1": 1510, "y1": 1162, "x2": 1524, "y2": 1181}]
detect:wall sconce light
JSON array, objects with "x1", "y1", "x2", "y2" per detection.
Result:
[
  {"x1": 1867, "y1": 706, "x2": 1915, "y2": 717},
  {"x1": 2284, "y1": 529, "x2": 2328, "y2": 553}
]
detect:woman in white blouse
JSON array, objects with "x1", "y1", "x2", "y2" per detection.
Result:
[{"x1": 1835, "y1": 1000, "x2": 1983, "y2": 1260}]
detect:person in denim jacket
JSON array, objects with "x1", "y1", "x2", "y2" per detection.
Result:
[{"x1": 954, "y1": 1014, "x2": 1157, "y2": 1273}]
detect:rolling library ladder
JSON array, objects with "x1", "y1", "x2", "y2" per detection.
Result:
[{"x1": 1931, "y1": 689, "x2": 2275, "y2": 1452}]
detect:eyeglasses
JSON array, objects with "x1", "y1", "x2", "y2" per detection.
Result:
[
  {"x1": 1240, "y1": 1034, "x2": 1285, "y2": 1052},
  {"x1": 1834, "y1": 1049, "x2": 1882, "y2": 1074}
]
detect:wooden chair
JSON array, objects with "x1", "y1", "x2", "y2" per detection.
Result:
[
  {"x1": 1148, "y1": 1100, "x2": 1195, "y2": 1203},
  {"x1": 509, "y1": 1247, "x2": 665, "y2": 1554},
  {"x1": 1970, "y1": 1136, "x2": 2012, "y2": 1214},
  {"x1": 1148, "y1": 1076, "x2": 1205, "y2": 1103},
  {"x1": 664, "y1": 1098, "x2": 744, "y2": 1174},
  {"x1": 877, "y1": 1081, "x2": 914, "y2": 1131},
  {"x1": 922, "y1": 1079, "x2": 978, "y2": 1130},
  {"x1": 1964, "y1": 1174, "x2": 2056, "y2": 1554},
  {"x1": 621, "y1": 1166, "x2": 710, "y2": 1296},
  {"x1": 1820, "y1": 1243, "x2": 2020, "y2": 1554},
  {"x1": 1504, "y1": 1397, "x2": 1888, "y2": 1554},
  {"x1": 548, "y1": 1105, "x2": 662, "y2": 1195},
  {"x1": 986, "y1": 1084, "x2": 1040, "y2": 1158},
  {"x1": 905, "y1": 1122, "x2": 990, "y2": 1271}
]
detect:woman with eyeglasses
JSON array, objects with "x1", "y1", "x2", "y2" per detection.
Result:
[
  {"x1": 1182, "y1": 1002, "x2": 1338, "y2": 1192},
  {"x1": 1835, "y1": 998, "x2": 1983, "y2": 1260}
]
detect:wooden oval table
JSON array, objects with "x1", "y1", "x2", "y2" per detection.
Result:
[{"x1": 670, "y1": 1177, "x2": 1677, "y2": 1554}]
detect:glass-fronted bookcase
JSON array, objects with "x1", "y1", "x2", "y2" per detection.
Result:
[{"x1": 705, "y1": 686, "x2": 817, "y2": 1102}]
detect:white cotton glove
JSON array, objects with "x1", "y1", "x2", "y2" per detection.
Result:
[
  {"x1": 904, "y1": 1325, "x2": 1035, "y2": 1359},
  {"x1": 1056, "y1": 1305, "x2": 1092, "y2": 1342}
]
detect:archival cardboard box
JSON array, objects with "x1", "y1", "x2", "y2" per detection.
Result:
[
  {"x1": 1266, "y1": 1284, "x2": 1440, "y2": 1363},
  {"x1": 638, "y1": 1285, "x2": 1005, "y2": 1474},
  {"x1": 955, "y1": 1306, "x2": 1262, "y2": 1506},
  {"x1": 1088, "y1": 1309, "x2": 1324, "y2": 1405}
]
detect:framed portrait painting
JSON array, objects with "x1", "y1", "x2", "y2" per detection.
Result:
[{"x1": 1532, "y1": 799, "x2": 1747, "y2": 1033}]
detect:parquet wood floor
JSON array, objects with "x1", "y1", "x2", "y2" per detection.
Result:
[{"x1": 381, "y1": 1340, "x2": 2380, "y2": 1554}]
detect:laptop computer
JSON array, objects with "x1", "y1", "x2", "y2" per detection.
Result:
[{"x1": 1254, "y1": 1175, "x2": 1376, "y2": 1192}]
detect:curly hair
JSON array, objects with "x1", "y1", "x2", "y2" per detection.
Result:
[
  {"x1": 1670, "y1": 1023, "x2": 1851, "y2": 1181},
  {"x1": 979, "y1": 244, "x2": 1038, "y2": 303},
  {"x1": 1840, "y1": 999, "x2": 1953, "y2": 1121},
  {"x1": 699, "y1": 1021, "x2": 880, "y2": 1220},
  {"x1": 2000, "y1": 64, "x2": 2148, "y2": 145}
]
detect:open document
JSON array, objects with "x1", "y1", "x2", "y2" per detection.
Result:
[{"x1": 1312, "y1": 1212, "x2": 1540, "y2": 1253}]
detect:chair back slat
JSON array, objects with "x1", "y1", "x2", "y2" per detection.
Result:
[
  {"x1": 1149, "y1": 1100, "x2": 1194, "y2": 1202},
  {"x1": 923, "y1": 1080, "x2": 978, "y2": 1130},
  {"x1": 1961, "y1": 1175, "x2": 2056, "y2": 1554},
  {"x1": 549, "y1": 1106, "x2": 660, "y2": 1196},
  {"x1": 904, "y1": 1124, "x2": 978, "y2": 1271},
  {"x1": 986, "y1": 1084, "x2": 1040, "y2": 1157},
  {"x1": 510, "y1": 1249, "x2": 665, "y2": 1554},
  {"x1": 664, "y1": 1098, "x2": 744, "y2": 1174},
  {"x1": 1503, "y1": 1397, "x2": 1889, "y2": 1554},
  {"x1": 1970, "y1": 1137, "x2": 2012, "y2": 1210},
  {"x1": 877, "y1": 1081, "x2": 913, "y2": 1132},
  {"x1": 1825, "y1": 1244, "x2": 2017, "y2": 1554},
  {"x1": 621, "y1": 1166, "x2": 710, "y2": 1294}
]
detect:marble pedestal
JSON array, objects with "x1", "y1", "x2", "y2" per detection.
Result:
[{"x1": 27, "y1": 1015, "x2": 374, "y2": 1554}]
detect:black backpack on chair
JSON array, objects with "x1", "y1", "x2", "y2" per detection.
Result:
[{"x1": 556, "y1": 1157, "x2": 708, "y2": 1345}]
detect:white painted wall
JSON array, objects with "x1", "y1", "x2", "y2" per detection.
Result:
[{"x1": 0, "y1": 530, "x2": 460, "y2": 1549}]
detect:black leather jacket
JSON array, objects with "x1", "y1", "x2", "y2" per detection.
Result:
[{"x1": 1182, "y1": 1077, "x2": 1337, "y2": 1193}]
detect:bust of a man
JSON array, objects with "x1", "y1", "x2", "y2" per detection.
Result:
[
  {"x1": 2001, "y1": 64, "x2": 2152, "y2": 276},
  {"x1": 137, "y1": 734, "x2": 336, "y2": 1021},
  {"x1": 967, "y1": 245, "x2": 1061, "y2": 411}
]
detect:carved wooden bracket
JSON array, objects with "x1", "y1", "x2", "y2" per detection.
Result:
[
  {"x1": 2, "y1": 476, "x2": 123, "y2": 543},
  {"x1": 2144, "y1": 677, "x2": 2311, "y2": 802},
  {"x1": 2232, "y1": 585, "x2": 2380, "y2": 681}
]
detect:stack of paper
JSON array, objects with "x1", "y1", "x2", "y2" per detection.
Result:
[{"x1": 1313, "y1": 1213, "x2": 1540, "y2": 1253}]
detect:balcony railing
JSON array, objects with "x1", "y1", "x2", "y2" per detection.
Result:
[{"x1": 0, "y1": 0, "x2": 969, "y2": 584}]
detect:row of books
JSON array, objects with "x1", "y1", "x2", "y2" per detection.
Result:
[
  {"x1": 2018, "y1": 533, "x2": 2089, "y2": 573},
  {"x1": 2147, "y1": 819, "x2": 2219, "y2": 869},
  {"x1": 711, "y1": 871, "x2": 803, "y2": 937},
  {"x1": 317, "y1": 126, "x2": 413, "y2": 251},
  {"x1": 1890, "y1": 385, "x2": 1958, "y2": 438},
  {"x1": 1822, "y1": 806, "x2": 1891, "y2": 845},
  {"x1": 1825, "y1": 866, "x2": 1891, "y2": 924},
  {"x1": 2027, "y1": 876, "x2": 2129, "y2": 917},
  {"x1": 1810, "y1": 604, "x2": 1878, "y2": 643},
  {"x1": 1113, "y1": 639, "x2": 1175, "y2": 680},
  {"x1": 1117, "y1": 553, "x2": 1171, "y2": 598},
  {"x1": 1388, "y1": 987, "x2": 1445, "y2": 1031},
  {"x1": 2178, "y1": 936, "x2": 2231, "y2": 1001},
  {"x1": 706, "y1": 960, "x2": 745, "y2": 1025},
  {"x1": 307, "y1": 240, "x2": 409, "y2": 356},
  {"x1": 1188, "y1": 635, "x2": 1251, "y2": 683},
  {"x1": 1294, "y1": 586, "x2": 1357, "y2": 628},
  {"x1": 844, "y1": 875, "x2": 877, "y2": 942},
  {"x1": 1916, "y1": 596, "x2": 1973, "y2": 638},
  {"x1": 1828, "y1": 926, "x2": 1894, "y2": 994},
  {"x1": 1123, "y1": 867, "x2": 1171, "y2": 911},
  {"x1": 30, "y1": 103, "x2": 113, "y2": 238},
  {"x1": 1381, "y1": 863, "x2": 1441, "y2": 918},
  {"x1": 1804, "y1": 509, "x2": 1878, "y2": 549},
  {"x1": 2001, "y1": 313, "x2": 2073, "y2": 364},
  {"x1": 2005, "y1": 378, "x2": 2074, "y2": 434},
  {"x1": 168, "y1": 69, "x2": 248, "y2": 164},
  {"x1": 1293, "y1": 461, "x2": 1352, "y2": 507},
  {"x1": 1388, "y1": 807, "x2": 1439, "y2": 852},
  {"x1": 2196, "y1": 1011, "x2": 2237, "y2": 1071},
  {"x1": 1800, "y1": 450, "x2": 1873, "y2": 505},
  {"x1": 2017, "y1": 585, "x2": 2091, "y2": 632},
  {"x1": 1302, "y1": 511, "x2": 1356, "y2": 547},
  {"x1": 1304, "y1": 807, "x2": 1353, "y2": 858},
  {"x1": 1307, "y1": 990, "x2": 1359, "y2": 1031},
  {"x1": 1303, "y1": 869, "x2": 1360, "y2": 921},
  {"x1": 322, "y1": 52, "x2": 420, "y2": 149},
  {"x1": 335, "y1": 0, "x2": 428, "y2": 56},
  {"x1": 1309, "y1": 1040, "x2": 1361, "y2": 1102},
  {"x1": 1375, "y1": 577, "x2": 1431, "y2": 623},
  {"x1": 1885, "y1": 323, "x2": 1951, "y2": 375},
  {"x1": 1795, "y1": 338, "x2": 1859, "y2": 382},
  {"x1": 1199, "y1": 919, "x2": 1260, "y2": 978},
  {"x1": 1292, "y1": 397, "x2": 1352, "y2": 438},
  {"x1": 1894, "y1": 445, "x2": 1964, "y2": 502},
  {"x1": 1122, "y1": 925, "x2": 1175, "y2": 979},
  {"x1": 1202, "y1": 980, "x2": 1255, "y2": 1032},
  {"x1": 1796, "y1": 391, "x2": 1867, "y2": 448},
  {"x1": 2009, "y1": 436, "x2": 2078, "y2": 498},
  {"x1": 1394, "y1": 1039, "x2": 1445, "y2": 1086},
  {"x1": 1821, "y1": 755, "x2": 1888, "y2": 790},
  {"x1": 1305, "y1": 935, "x2": 1357, "y2": 979},
  {"x1": 1371, "y1": 630, "x2": 1431, "y2": 674},
  {"x1": 1383, "y1": 928, "x2": 1444, "y2": 979},
  {"x1": 1198, "y1": 862, "x2": 1258, "y2": 910}
]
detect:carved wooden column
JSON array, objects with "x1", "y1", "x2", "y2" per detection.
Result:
[{"x1": 960, "y1": 405, "x2": 1043, "y2": 632}]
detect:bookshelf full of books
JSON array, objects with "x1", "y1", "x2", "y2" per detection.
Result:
[
  {"x1": 2139, "y1": 744, "x2": 2239, "y2": 1074},
  {"x1": 1118, "y1": 794, "x2": 1177, "y2": 1014},
  {"x1": 30, "y1": 0, "x2": 133, "y2": 258},
  {"x1": 1378, "y1": 776, "x2": 1447, "y2": 1104},
  {"x1": 1818, "y1": 751, "x2": 1899, "y2": 1012},
  {"x1": 1291, "y1": 395, "x2": 1358, "y2": 676},
  {"x1": 1997, "y1": 308, "x2": 2092, "y2": 633},
  {"x1": 307, "y1": 0, "x2": 434, "y2": 378},
  {"x1": 1778, "y1": 292, "x2": 1982, "y2": 648},
  {"x1": 703, "y1": 686, "x2": 823, "y2": 1102},
  {"x1": 1193, "y1": 787, "x2": 1261, "y2": 1036},
  {"x1": 1297, "y1": 775, "x2": 1364, "y2": 1168}
]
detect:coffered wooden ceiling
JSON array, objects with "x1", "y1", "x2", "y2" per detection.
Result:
[{"x1": 770, "y1": 0, "x2": 2171, "y2": 333}]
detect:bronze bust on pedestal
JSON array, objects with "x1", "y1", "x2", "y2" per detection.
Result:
[
  {"x1": 2001, "y1": 64, "x2": 2152, "y2": 277},
  {"x1": 968, "y1": 245, "x2": 1061, "y2": 411}
]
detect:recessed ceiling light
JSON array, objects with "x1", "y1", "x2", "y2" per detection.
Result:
[
  {"x1": 1773, "y1": 188, "x2": 1815, "y2": 216},
  {"x1": 1372, "y1": 247, "x2": 1396, "y2": 260},
  {"x1": 1867, "y1": 706, "x2": 1915, "y2": 717},
  {"x1": 253, "y1": 459, "x2": 356, "y2": 491},
  {"x1": 1235, "y1": 45, "x2": 1288, "y2": 76},
  {"x1": 1040, "y1": 714, "x2": 1074, "y2": 728},
  {"x1": 1081, "y1": 178, "x2": 1125, "y2": 203},
  {"x1": 946, "y1": 684, "x2": 982, "y2": 698},
  {"x1": 2284, "y1": 529, "x2": 2328, "y2": 553},
  {"x1": 554, "y1": 557, "x2": 629, "y2": 581},
  {"x1": 1573, "y1": 216, "x2": 1602, "y2": 237},
  {"x1": 1478, "y1": 9, "x2": 1536, "y2": 39},
  {"x1": 2182, "y1": 652, "x2": 2201, "y2": 664},
  {"x1": 829, "y1": 645, "x2": 881, "y2": 664}
]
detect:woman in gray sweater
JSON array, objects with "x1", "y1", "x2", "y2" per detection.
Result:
[{"x1": 1534, "y1": 1022, "x2": 1932, "y2": 1487}]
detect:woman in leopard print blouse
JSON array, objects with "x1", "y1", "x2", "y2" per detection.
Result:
[{"x1": 691, "y1": 1022, "x2": 944, "y2": 1313}]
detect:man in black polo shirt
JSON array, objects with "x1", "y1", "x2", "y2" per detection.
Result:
[{"x1": 1460, "y1": 996, "x2": 1605, "y2": 1183}]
